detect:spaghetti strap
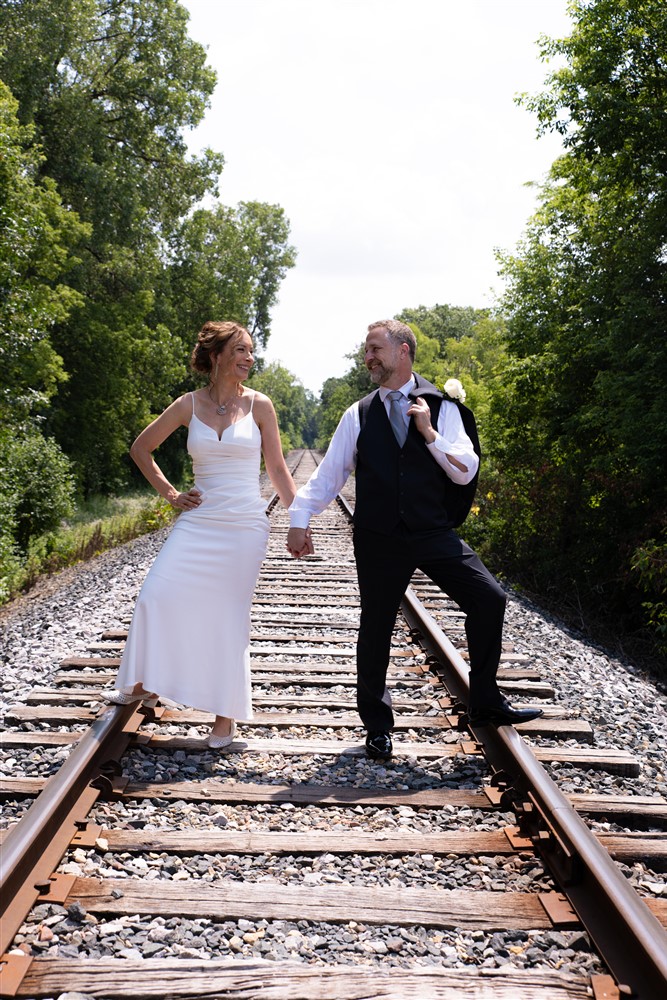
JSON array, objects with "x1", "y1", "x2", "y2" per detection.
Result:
[
  {"x1": 249, "y1": 389, "x2": 256, "y2": 413},
  {"x1": 191, "y1": 391, "x2": 196, "y2": 417}
]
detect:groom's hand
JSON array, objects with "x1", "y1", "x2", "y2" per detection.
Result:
[
  {"x1": 287, "y1": 526, "x2": 314, "y2": 558},
  {"x1": 408, "y1": 396, "x2": 436, "y2": 443}
]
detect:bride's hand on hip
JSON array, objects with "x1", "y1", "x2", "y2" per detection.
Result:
[{"x1": 171, "y1": 488, "x2": 202, "y2": 510}]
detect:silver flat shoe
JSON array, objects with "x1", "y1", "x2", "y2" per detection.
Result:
[
  {"x1": 103, "y1": 689, "x2": 159, "y2": 708},
  {"x1": 207, "y1": 720, "x2": 236, "y2": 748}
]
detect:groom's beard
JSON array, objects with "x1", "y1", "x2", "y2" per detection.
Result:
[{"x1": 368, "y1": 363, "x2": 395, "y2": 385}]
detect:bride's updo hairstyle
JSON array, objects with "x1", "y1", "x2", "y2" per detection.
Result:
[{"x1": 190, "y1": 321, "x2": 250, "y2": 378}]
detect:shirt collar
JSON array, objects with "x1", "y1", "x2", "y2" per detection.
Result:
[{"x1": 379, "y1": 376, "x2": 415, "y2": 401}]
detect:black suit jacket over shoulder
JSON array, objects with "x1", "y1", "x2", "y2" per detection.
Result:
[{"x1": 355, "y1": 372, "x2": 480, "y2": 532}]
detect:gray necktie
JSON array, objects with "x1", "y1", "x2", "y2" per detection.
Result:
[{"x1": 387, "y1": 390, "x2": 407, "y2": 447}]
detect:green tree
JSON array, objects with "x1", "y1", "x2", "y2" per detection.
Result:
[
  {"x1": 249, "y1": 362, "x2": 315, "y2": 451},
  {"x1": 0, "y1": 79, "x2": 85, "y2": 589},
  {"x1": 432, "y1": 312, "x2": 508, "y2": 441},
  {"x1": 396, "y1": 308, "x2": 509, "y2": 444},
  {"x1": 491, "y1": 0, "x2": 667, "y2": 646},
  {"x1": 398, "y1": 304, "x2": 487, "y2": 353},
  {"x1": 316, "y1": 378, "x2": 357, "y2": 446},
  {"x1": 313, "y1": 313, "x2": 505, "y2": 449},
  {"x1": 3, "y1": 431, "x2": 76, "y2": 551},
  {"x1": 0, "y1": 0, "x2": 223, "y2": 492},
  {"x1": 404, "y1": 323, "x2": 441, "y2": 385},
  {"x1": 162, "y1": 202, "x2": 297, "y2": 354},
  {"x1": 316, "y1": 345, "x2": 371, "y2": 446},
  {"x1": 0, "y1": 0, "x2": 221, "y2": 234},
  {"x1": 0, "y1": 80, "x2": 88, "y2": 423}
]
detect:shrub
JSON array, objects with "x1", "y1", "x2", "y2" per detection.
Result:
[
  {"x1": 631, "y1": 533, "x2": 667, "y2": 654},
  {"x1": 1, "y1": 430, "x2": 76, "y2": 551}
]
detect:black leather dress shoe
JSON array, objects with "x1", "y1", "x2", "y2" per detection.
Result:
[
  {"x1": 365, "y1": 730, "x2": 393, "y2": 759},
  {"x1": 468, "y1": 698, "x2": 544, "y2": 727}
]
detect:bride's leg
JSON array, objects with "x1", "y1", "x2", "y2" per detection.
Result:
[
  {"x1": 210, "y1": 715, "x2": 234, "y2": 738},
  {"x1": 104, "y1": 681, "x2": 158, "y2": 705},
  {"x1": 207, "y1": 715, "x2": 237, "y2": 749},
  {"x1": 127, "y1": 682, "x2": 158, "y2": 698}
]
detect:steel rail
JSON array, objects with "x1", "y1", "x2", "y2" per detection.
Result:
[
  {"x1": 0, "y1": 700, "x2": 142, "y2": 955},
  {"x1": 0, "y1": 448, "x2": 310, "y2": 961},
  {"x1": 337, "y1": 491, "x2": 667, "y2": 996},
  {"x1": 399, "y1": 585, "x2": 667, "y2": 1000},
  {"x1": 3, "y1": 462, "x2": 665, "y2": 997}
]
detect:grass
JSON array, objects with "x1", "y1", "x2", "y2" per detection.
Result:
[{"x1": 0, "y1": 490, "x2": 177, "y2": 606}]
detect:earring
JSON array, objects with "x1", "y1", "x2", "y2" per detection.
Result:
[{"x1": 213, "y1": 361, "x2": 218, "y2": 383}]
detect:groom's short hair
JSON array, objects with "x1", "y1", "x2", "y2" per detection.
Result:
[{"x1": 367, "y1": 319, "x2": 416, "y2": 363}]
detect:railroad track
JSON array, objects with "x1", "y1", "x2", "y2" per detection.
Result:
[{"x1": 1, "y1": 448, "x2": 666, "y2": 999}]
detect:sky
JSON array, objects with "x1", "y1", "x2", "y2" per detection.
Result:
[{"x1": 180, "y1": 0, "x2": 573, "y2": 394}]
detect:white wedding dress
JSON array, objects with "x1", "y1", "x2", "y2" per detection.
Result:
[{"x1": 115, "y1": 390, "x2": 269, "y2": 719}]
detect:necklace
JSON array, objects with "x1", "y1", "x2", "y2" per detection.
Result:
[{"x1": 208, "y1": 385, "x2": 240, "y2": 415}]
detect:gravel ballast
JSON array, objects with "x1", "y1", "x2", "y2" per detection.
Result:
[{"x1": 2, "y1": 519, "x2": 666, "y2": 989}]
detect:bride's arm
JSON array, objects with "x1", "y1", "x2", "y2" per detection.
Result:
[
  {"x1": 254, "y1": 394, "x2": 296, "y2": 509},
  {"x1": 130, "y1": 394, "x2": 201, "y2": 510}
]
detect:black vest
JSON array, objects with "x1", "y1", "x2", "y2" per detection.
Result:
[{"x1": 354, "y1": 373, "x2": 480, "y2": 534}]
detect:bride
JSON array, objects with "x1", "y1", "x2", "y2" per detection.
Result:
[{"x1": 105, "y1": 320, "x2": 303, "y2": 747}]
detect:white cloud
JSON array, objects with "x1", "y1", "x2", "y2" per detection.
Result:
[{"x1": 181, "y1": 0, "x2": 572, "y2": 392}]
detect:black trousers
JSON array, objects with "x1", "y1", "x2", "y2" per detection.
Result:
[{"x1": 353, "y1": 523, "x2": 507, "y2": 731}]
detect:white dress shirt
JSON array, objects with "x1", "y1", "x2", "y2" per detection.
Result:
[{"x1": 289, "y1": 377, "x2": 479, "y2": 528}]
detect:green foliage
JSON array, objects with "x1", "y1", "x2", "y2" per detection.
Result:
[
  {"x1": 0, "y1": 494, "x2": 21, "y2": 604},
  {"x1": 488, "y1": 0, "x2": 667, "y2": 647},
  {"x1": 0, "y1": 0, "x2": 222, "y2": 234},
  {"x1": 0, "y1": 78, "x2": 86, "y2": 591},
  {"x1": 316, "y1": 378, "x2": 358, "y2": 446},
  {"x1": 0, "y1": 488, "x2": 176, "y2": 605},
  {"x1": 0, "y1": 79, "x2": 88, "y2": 424},
  {"x1": 2, "y1": 430, "x2": 76, "y2": 550},
  {"x1": 162, "y1": 201, "x2": 297, "y2": 352},
  {"x1": 0, "y1": 0, "x2": 298, "y2": 521},
  {"x1": 404, "y1": 324, "x2": 441, "y2": 384},
  {"x1": 0, "y1": 0, "x2": 223, "y2": 494},
  {"x1": 520, "y1": 0, "x2": 667, "y2": 182},
  {"x1": 397, "y1": 304, "x2": 485, "y2": 351},
  {"x1": 249, "y1": 362, "x2": 317, "y2": 451},
  {"x1": 50, "y1": 303, "x2": 187, "y2": 493},
  {"x1": 631, "y1": 534, "x2": 667, "y2": 654},
  {"x1": 316, "y1": 345, "x2": 371, "y2": 446},
  {"x1": 0, "y1": 425, "x2": 78, "y2": 598}
]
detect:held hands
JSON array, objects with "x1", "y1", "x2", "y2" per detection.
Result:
[
  {"x1": 170, "y1": 488, "x2": 202, "y2": 511},
  {"x1": 287, "y1": 526, "x2": 314, "y2": 559}
]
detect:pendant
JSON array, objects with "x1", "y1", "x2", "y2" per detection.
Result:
[{"x1": 216, "y1": 404, "x2": 227, "y2": 415}]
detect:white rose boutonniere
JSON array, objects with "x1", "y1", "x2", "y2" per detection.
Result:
[{"x1": 443, "y1": 378, "x2": 466, "y2": 403}]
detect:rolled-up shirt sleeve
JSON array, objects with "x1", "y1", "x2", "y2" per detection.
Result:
[
  {"x1": 289, "y1": 403, "x2": 360, "y2": 527},
  {"x1": 426, "y1": 400, "x2": 479, "y2": 485}
]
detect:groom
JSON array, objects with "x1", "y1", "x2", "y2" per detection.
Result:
[{"x1": 287, "y1": 319, "x2": 542, "y2": 759}]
